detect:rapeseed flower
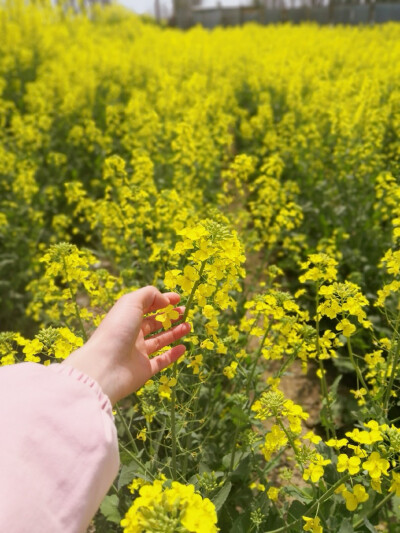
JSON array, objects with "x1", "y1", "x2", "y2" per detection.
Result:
[
  {"x1": 302, "y1": 516, "x2": 323, "y2": 532},
  {"x1": 336, "y1": 454, "x2": 361, "y2": 475},
  {"x1": 121, "y1": 480, "x2": 218, "y2": 533},
  {"x1": 362, "y1": 451, "x2": 390, "y2": 480},
  {"x1": 341, "y1": 484, "x2": 369, "y2": 512},
  {"x1": 155, "y1": 305, "x2": 180, "y2": 330}
]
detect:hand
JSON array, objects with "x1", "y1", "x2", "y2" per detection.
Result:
[{"x1": 62, "y1": 287, "x2": 190, "y2": 405}]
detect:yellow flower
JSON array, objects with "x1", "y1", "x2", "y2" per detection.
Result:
[
  {"x1": 250, "y1": 482, "x2": 266, "y2": 492},
  {"x1": 336, "y1": 454, "x2": 361, "y2": 475},
  {"x1": 187, "y1": 354, "x2": 203, "y2": 374},
  {"x1": 371, "y1": 479, "x2": 382, "y2": 493},
  {"x1": 389, "y1": 472, "x2": 400, "y2": 496},
  {"x1": 223, "y1": 361, "x2": 238, "y2": 379},
  {"x1": 362, "y1": 451, "x2": 390, "y2": 480},
  {"x1": 22, "y1": 338, "x2": 43, "y2": 363},
  {"x1": 303, "y1": 431, "x2": 322, "y2": 444},
  {"x1": 267, "y1": 486, "x2": 280, "y2": 501},
  {"x1": 303, "y1": 454, "x2": 331, "y2": 483},
  {"x1": 350, "y1": 388, "x2": 367, "y2": 406},
  {"x1": 325, "y1": 438, "x2": 348, "y2": 449},
  {"x1": 341, "y1": 484, "x2": 369, "y2": 512},
  {"x1": 336, "y1": 318, "x2": 356, "y2": 337},
  {"x1": 155, "y1": 304, "x2": 180, "y2": 330},
  {"x1": 190, "y1": 239, "x2": 213, "y2": 262},
  {"x1": 299, "y1": 253, "x2": 338, "y2": 284},
  {"x1": 346, "y1": 427, "x2": 382, "y2": 445},
  {"x1": 121, "y1": 479, "x2": 218, "y2": 532},
  {"x1": 164, "y1": 269, "x2": 182, "y2": 291},
  {"x1": 200, "y1": 339, "x2": 214, "y2": 350},
  {"x1": 127, "y1": 478, "x2": 148, "y2": 494},
  {"x1": 261, "y1": 425, "x2": 288, "y2": 461},
  {"x1": 302, "y1": 516, "x2": 323, "y2": 532},
  {"x1": 334, "y1": 483, "x2": 346, "y2": 495},
  {"x1": 136, "y1": 428, "x2": 147, "y2": 442},
  {"x1": 179, "y1": 265, "x2": 200, "y2": 293},
  {"x1": 347, "y1": 444, "x2": 368, "y2": 458},
  {"x1": 158, "y1": 375, "x2": 177, "y2": 400}
]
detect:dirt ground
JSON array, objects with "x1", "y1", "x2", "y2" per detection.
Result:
[
  {"x1": 261, "y1": 359, "x2": 322, "y2": 489},
  {"x1": 274, "y1": 359, "x2": 322, "y2": 429}
]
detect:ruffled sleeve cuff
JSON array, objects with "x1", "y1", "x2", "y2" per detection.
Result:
[{"x1": 0, "y1": 362, "x2": 120, "y2": 533}]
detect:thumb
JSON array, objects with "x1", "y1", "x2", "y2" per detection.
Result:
[{"x1": 91, "y1": 287, "x2": 180, "y2": 341}]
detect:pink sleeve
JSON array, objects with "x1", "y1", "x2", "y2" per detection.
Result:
[{"x1": 0, "y1": 362, "x2": 120, "y2": 533}]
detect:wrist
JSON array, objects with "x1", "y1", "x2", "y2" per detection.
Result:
[{"x1": 62, "y1": 347, "x2": 119, "y2": 405}]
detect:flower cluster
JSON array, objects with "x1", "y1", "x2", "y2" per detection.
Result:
[
  {"x1": 121, "y1": 479, "x2": 218, "y2": 533},
  {"x1": 4, "y1": 4, "x2": 400, "y2": 530}
]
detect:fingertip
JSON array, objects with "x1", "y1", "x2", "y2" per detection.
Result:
[
  {"x1": 166, "y1": 292, "x2": 181, "y2": 305},
  {"x1": 172, "y1": 344, "x2": 186, "y2": 360},
  {"x1": 180, "y1": 321, "x2": 191, "y2": 334},
  {"x1": 173, "y1": 321, "x2": 190, "y2": 339},
  {"x1": 150, "y1": 344, "x2": 186, "y2": 375}
]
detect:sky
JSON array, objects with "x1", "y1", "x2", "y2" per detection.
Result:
[
  {"x1": 123, "y1": 0, "x2": 248, "y2": 16},
  {"x1": 124, "y1": 0, "x2": 171, "y2": 15}
]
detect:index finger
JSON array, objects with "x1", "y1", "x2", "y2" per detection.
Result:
[
  {"x1": 132, "y1": 286, "x2": 180, "y2": 315},
  {"x1": 91, "y1": 287, "x2": 181, "y2": 341}
]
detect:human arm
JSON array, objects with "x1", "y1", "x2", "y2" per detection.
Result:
[
  {"x1": 62, "y1": 286, "x2": 190, "y2": 405},
  {"x1": 0, "y1": 287, "x2": 190, "y2": 532}
]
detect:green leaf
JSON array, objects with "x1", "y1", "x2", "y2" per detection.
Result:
[
  {"x1": 117, "y1": 460, "x2": 150, "y2": 490},
  {"x1": 287, "y1": 500, "x2": 307, "y2": 521},
  {"x1": 230, "y1": 405, "x2": 249, "y2": 427},
  {"x1": 222, "y1": 451, "x2": 250, "y2": 474},
  {"x1": 231, "y1": 454, "x2": 251, "y2": 481},
  {"x1": 337, "y1": 519, "x2": 354, "y2": 533},
  {"x1": 199, "y1": 462, "x2": 212, "y2": 474},
  {"x1": 392, "y1": 495, "x2": 400, "y2": 521},
  {"x1": 100, "y1": 495, "x2": 121, "y2": 525},
  {"x1": 284, "y1": 485, "x2": 313, "y2": 504},
  {"x1": 363, "y1": 517, "x2": 378, "y2": 533},
  {"x1": 332, "y1": 356, "x2": 354, "y2": 374},
  {"x1": 230, "y1": 511, "x2": 252, "y2": 533},
  {"x1": 330, "y1": 374, "x2": 342, "y2": 396},
  {"x1": 213, "y1": 481, "x2": 232, "y2": 512},
  {"x1": 188, "y1": 474, "x2": 198, "y2": 487}
]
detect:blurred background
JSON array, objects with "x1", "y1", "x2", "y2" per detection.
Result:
[{"x1": 129, "y1": 0, "x2": 400, "y2": 28}]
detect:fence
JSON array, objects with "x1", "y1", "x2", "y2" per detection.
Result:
[{"x1": 174, "y1": 3, "x2": 400, "y2": 28}]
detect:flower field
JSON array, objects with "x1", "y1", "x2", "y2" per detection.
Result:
[{"x1": 3, "y1": 1, "x2": 400, "y2": 530}]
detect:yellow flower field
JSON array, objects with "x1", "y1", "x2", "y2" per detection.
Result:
[{"x1": 2, "y1": 1, "x2": 400, "y2": 530}]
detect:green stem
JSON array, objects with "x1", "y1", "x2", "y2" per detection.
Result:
[
  {"x1": 115, "y1": 404, "x2": 139, "y2": 455},
  {"x1": 170, "y1": 260, "x2": 207, "y2": 480},
  {"x1": 241, "y1": 312, "x2": 262, "y2": 358},
  {"x1": 275, "y1": 417, "x2": 304, "y2": 474},
  {"x1": 315, "y1": 290, "x2": 336, "y2": 439},
  {"x1": 110, "y1": 483, "x2": 119, "y2": 496},
  {"x1": 182, "y1": 382, "x2": 202, "y2": 477},
  {"x1": 275, "y1": 351, "x2": 297, "y2": 380},
  {"x1": 228, "y1": 324, "x2": 271, "y2": 473},
  {"x1": 267, "y1": 474, "x2": 350, "y2": 533},
  {"x1": 246, "y1": 326, "x2": 270, "y2": 399},
  {"x1": 228, "y1": 426, "x2": 240, "y2": 473},
  {"x1": 347, "y1": 338, "x2": 369, "y2": 394},
  {"x1": 384, "y1": 317, "x2": 400, "y2": 411},
  {"x1": 118, "y1": 442, "x2": 154, "y2": 481},
  {"x1": 353, "y1": 492, "x2": 393, "y2": 530},
  {"x1": 385, "y1": 307, "x2": 400, "y2": 373},
  {"x1": 62, "y1": 257, "x2": 88, "y2": 342}
]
